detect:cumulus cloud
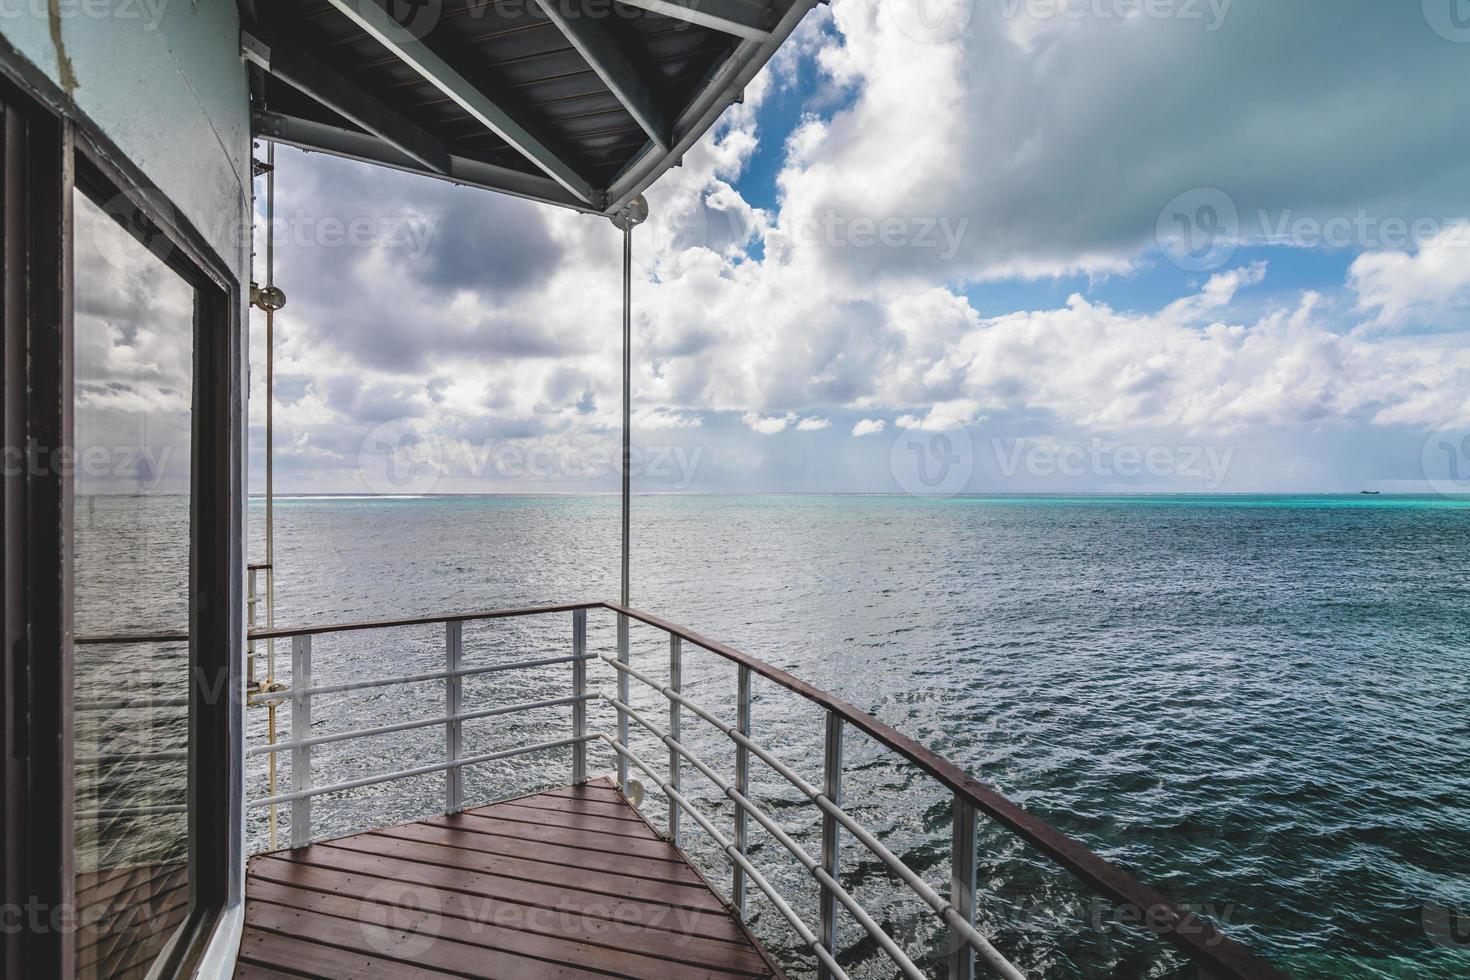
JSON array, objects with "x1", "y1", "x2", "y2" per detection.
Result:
[
  {"x1": 1350, "y1": 224, "x2": 1470, "y2": 329},
  {"x1": 742, "y1": 412, "x2": 798, "y2": 434},
  {"x1": 189, "y1": 0, "x2": 1470, "y2": 493}
]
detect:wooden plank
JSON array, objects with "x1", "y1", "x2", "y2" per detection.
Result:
[
  {"x1": 378, "y1": 821, "x2": 705, "y2": 886},
  {"x1": 247, "y1": 858, "x2": 769, "y2": 975},
  {"x1": 248, "y1": 879, "x2": 762, "y2": 980},
  {"x1": 246, "y1": 900, "x2": 608, "y2": 979},
  {"x1": 427, "y1": 811, "x2": 688, "y2": 863},
  {"x1": 269, "y1": 847, "x2": 748, "y2": 944},
  {"x1": 331, "y1": 833, "x2": 724, "y2": 911},
  {"x1": 484, "y1": 800, "x2": 659, "y2": 837},
  {"x1": 236, "y1": 927, "x2": 459, "y2": 980},
  {"x1": 501, "y1": 793, "x2": 649, "y2": 822},
  {"x1": 232, "y1": 962, "x2": 304, "y2": 980}
]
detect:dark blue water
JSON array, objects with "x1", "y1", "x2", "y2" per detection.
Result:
[{"x1": 229, "y1": 494, "x2": 1468, "y2": 978}]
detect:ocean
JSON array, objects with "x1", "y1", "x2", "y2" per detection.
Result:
[{"x1": 80, "y1": 494, "x2": 1470, "y2": 978}]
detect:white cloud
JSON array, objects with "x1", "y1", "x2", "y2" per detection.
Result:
[
  {"x1": 796, "y1": 416, "x2": 831, "y2": 431},
  {"x1": 742, "y1": 412, "x2": 797, "y2": 434},
  {"x1": 1350, "y1": 223, "x2": 1470, "y2": 329},
  {"x1": 851, "y1": 418, "x2": 886, "y2": 436}
]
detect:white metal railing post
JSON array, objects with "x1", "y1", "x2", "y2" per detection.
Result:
[
  {"x1": 668, "y1": 633, "x2": 682, "y2": 845},
  {"x1": 289, "y1": 634, "x2": 312, "y2": 848},
  {"x1": 733, "y1": 663, "x2": 751, "y2": 917},
  {"x1": 572, "y1": 609, "x2": 587, "y2": 783},
  {"x1": 950, "y1": 794, "x2": 978, "y2": 980},
  {"x1": 819, "y1": 711, "x2": 845, "y2": 978},
  {"x1": 445, "y1": 621, "x2": 463, "y2": 813},
  {"x1": 247, "y1": 566, "x2": 258, "y2": 688},
  {"x1": 616, "y1": 612, "x2": 630, "y2": 791}
]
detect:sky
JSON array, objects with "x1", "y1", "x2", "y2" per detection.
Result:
[{"x1": 227, "y1": 0, "x2": 1470, "y2": 495}]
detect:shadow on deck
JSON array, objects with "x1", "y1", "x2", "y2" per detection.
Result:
[{"x1": 235, "y1": 778, "x2": 786, "y2": 979}]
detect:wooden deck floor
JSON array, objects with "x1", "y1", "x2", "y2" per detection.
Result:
[{"x1": 236, "y1": 777, "x2": 785, "y2": 979}]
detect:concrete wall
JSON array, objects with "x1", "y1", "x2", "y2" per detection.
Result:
[{"x1": 1, "y1": 0, "x2": 251, "y2": 278}]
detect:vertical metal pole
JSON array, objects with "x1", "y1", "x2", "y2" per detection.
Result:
[
  {"x1": 950, "y1": 794, "x2": 978, "y2": 980},
  {"x1": 289, "y1": 635, "x2": 312, "y2": 848},
  {"x1": 668, "y1": 634, "x2": 682, "y2": 845},
  {"x1": 246, "y1": 566, "x2": 258, "y2": 688},
  {"x1": 620, "y1": 224, "x2": 631, "y2": 610},
  {"x1": 571, "y1": 609, "x2": 587, "y2": 783},
  {"x1": 616, "y1": 613, "x2": 630, "y2": 791},
  {"x1": 733, "y1": 664, "x2": 751, "y2": 917},
  {"x1": 445, "y1": 621, "x2": 463, "y2": 813},
  {"x1": 263, "y1": 142, "x2": 277, "y2": 691},
  {"x1": 819, "y1": 712, "x2": 844, "y2": 978}
]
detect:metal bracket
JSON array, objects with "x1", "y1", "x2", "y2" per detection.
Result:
[
  {"x1": 609, "y1": 194, "x2": 649, "y2": 230},
  {"x1": 241, "y1": 30, "x2": 271, "y2": 71}
]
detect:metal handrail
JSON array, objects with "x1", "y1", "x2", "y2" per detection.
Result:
[{"x1": 76, "y1": 599, "x2": 1284, "y2": 980}]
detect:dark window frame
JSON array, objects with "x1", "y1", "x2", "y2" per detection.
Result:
[{"x1": 2, "y1": 43, "x2": 244, "y2": 979}]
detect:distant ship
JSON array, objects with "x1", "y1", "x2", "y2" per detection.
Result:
[{"x1": 1361, "y1": 490, "x2": 1381, "y2": 495}]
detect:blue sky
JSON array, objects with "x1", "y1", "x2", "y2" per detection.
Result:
[{"x1": 234, "y1": 1, "x2": 1470, "y2": 496}]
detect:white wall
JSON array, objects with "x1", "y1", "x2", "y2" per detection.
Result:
[{"x1": 1, "y1": 0, "x2": 251, "y2": 278}]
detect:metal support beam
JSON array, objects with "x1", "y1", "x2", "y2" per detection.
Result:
[
  {"x1": 322, "y1": 0, "x2": 594, "y2": 202},
  {"x1": 572, "y1": 610, "x2": 588, "y2": 783},
  {"x1": 950, "y1": 795, "x2": 978, "y2": 980},
  {"x1": 243, "y1": 32, "x2": 451, "y2": 174},
  {"x1": 733, "y1": 664, "x2": 752, "y2": 917},
  {"x1": 819, "y1": 712, "x2": 844, "y2": 978},
  {"x1": 618, "y1": 0, "x2": 775, "y2": 41},
  {"x1": 668, "y1": 634, "x2": 682, "y2": 845},
  {"x1": 252, "y1": 110, "x2": 598, "y2": 214},
  {"x1": 532, "y1": 0, "x2": 671, "y2": 150},
  {"x1": 445, "y1": 621, "x2": 463, "y2": 813},
  {"x1": 290, "y1": 635, "x2": 312, "y2": 848}
]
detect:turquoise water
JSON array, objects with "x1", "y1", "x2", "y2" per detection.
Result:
[{"x1": 231, "y1": 493, "x2": 1468, "y2": 978}]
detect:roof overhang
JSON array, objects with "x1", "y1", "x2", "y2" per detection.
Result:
[{"x1": 241, "y1": 0, "x2": 819, "y2": 215}]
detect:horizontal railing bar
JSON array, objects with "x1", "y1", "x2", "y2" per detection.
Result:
[
  {"x1": 247, "y1": 693, "x2": 594, "y2": 756},
  {"x1": 77, "y1": 750, "x2": 189, "y2": 765},
  {"x1": 77, "y1": 804, "x2": 187, "y2": 819},
  {"x1": 247, "y1": 653, "x2": 597, "y2": 704},
  {"x1": 75, "y1": 600, "x2": 602, "y2": 646},
  {"x1": 247, "y1": 601, "x2": 602, "y2": 641},
  {"x1": 604, "y1": 604, "x2": 1281, "y2": 980},
  {"x1": 598, "y1": 735, "x2": 851, "y2": 980},
  {"x1": 604, "y1": 694, "x2": 931, "y2": 980},
  {"x1": 75, "y1": 696, "x2": 189, "y2": 712},
  {"x1": 74, "y1": 632, "x2": 189, "y2": 645},
  {"x1": 603, "y1": 653, "x2": 1025, "y2": 979},
  {"x1": 250, "y1": 734, "x2": 594, "y2": 808}
]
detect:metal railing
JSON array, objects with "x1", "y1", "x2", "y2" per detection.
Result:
[{"x1": 79, "y1": 599, "x2": 1285, "y2": 980}]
